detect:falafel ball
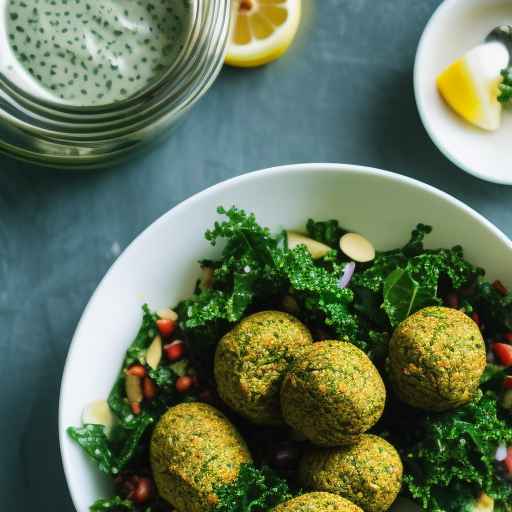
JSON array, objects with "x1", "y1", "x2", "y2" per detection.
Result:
[
  {"x1": 214, "y1": 311, "x2": 313, "y2": 425},
  {"x1": 299, "y1": 435, "x2": 403, "y2": 512},
  {"x1": 280, "y1": 341, "x2": 386, "y2": 446},
  {"x1": 150, "y1": 402, "x2": 252, "y2": 512},
  {"x1": 272, "y1": 492, "x2": 363, "y2": 512},
  {"x1": 389, "y1": 306, "x2": 486, "y2": 411}
]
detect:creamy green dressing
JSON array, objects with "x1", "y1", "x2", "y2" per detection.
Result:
[{"x1": 4, "y1": 0, "x2": 192, "y2": 106}]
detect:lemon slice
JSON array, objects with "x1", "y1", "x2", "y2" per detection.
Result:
[
  {"x1": 226, "y1": 0, "x2": 301, "y2": 68},
  {"x1": 437, "y1": 42, "x2": 508, "y2": 131}
]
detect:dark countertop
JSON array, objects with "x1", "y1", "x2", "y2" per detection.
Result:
[{"x1": 1, "y1": 1, "x2": 512, "y2": 510}]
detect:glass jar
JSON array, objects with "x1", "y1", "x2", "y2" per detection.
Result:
[{"x1": 0, "y1": 0, "x2": 231, "y2": 169}]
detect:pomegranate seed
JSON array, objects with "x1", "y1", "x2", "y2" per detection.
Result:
[
  {"x1": 504, "y1": 376, "x2": 512, "y2": 390},
  {"x1": 493, "y1": 343, "x2": 512, "y2": 367},
  {"x1": 130, "y1": 402, "x2": 141, "y2": 415},
  {"x1": 493, "y1": 280, "x2": 509, "y2": 296},
  {"x1": 505, "y1": 447, "x2": 512, "y2": 475},
  {"x1": 130, "y1": 477, "x2": 153, "y2": 504},
  {"x1": 126, "y1": 365, "x2": 146, "y2": 378},
  {"x1": 471, "y1": 312, "x2": 480, "y2": 326},
  {"x1": 156, "y1": 318, "x2": 176, "y2": 337},
  {"x1": 176, "y1": 375, "x2": 194, "y2": 393},
  {"x1": 164, "y1": 340, "x2": 185, "y2": 361},
  {"x1": 505, "y1": 332, "x2": 512, "y2": 343},
  {"x1": 143, "y1": 376, "x2": 158, "y2": 400}
]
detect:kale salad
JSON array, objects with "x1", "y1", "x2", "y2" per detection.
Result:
[{"x1": 68, "y1": 207, "x2": 512, "y2": 512}]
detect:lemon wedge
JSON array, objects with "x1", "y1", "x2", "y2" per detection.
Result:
[
  {"x1": 437, "y1": 42, "x2": 509, "y2": 131},
  {"x1": 226, "y1": 0, "x2": 301, "y2": 68}
]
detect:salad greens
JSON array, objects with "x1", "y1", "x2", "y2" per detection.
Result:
[
  {"x1": 68, "y1": 306, "x2": 192, "y2": 511},
  {"x1": 180, "y1": 208, "x2": 480, "y2": 359},
  {"x1": 401, "y1": 394, "x2": 512, "y2": 512},
  {"x1": 69, "y1": 207, "x2": 512, "y2": 512},
  {"x1": 214, "y1": 464, "x2": 293, "y2": 512},
  {"x1": 68, "y1": 424, "x2": 117, "y2": 475}
]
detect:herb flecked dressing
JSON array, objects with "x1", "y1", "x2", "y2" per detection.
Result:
[{"x1": 5, "y1": 0, "x2": 192, "y2": 106}]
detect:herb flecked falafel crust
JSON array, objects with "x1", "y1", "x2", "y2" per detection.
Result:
[
  {"x1": 389, "y1": 306, "x2": 486, "y2": 411},
  {"x1": 150, "y1": 402, "x2": 252, "y2": 512},
  {"x1": 272, "y1": 492, "x2": 363, "y2": 512},
  {"x1": 299, "y1": 435, "x2": 403, "y2": 512},
  {"x1": 214, "y1": 311, "x2": 313, "y2": 425},
  {"x1": 280, "y1": 341, "x2": 386, "y2": 446}
]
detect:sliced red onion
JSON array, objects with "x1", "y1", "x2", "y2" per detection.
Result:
[
  {"x1": 339, "y1": 261, "x2": 356, "y2": 288},
  {"x1": 496, "y1": 443, "x2": 508, "y2": 462}
]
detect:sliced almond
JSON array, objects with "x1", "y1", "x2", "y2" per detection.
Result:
[
  {"x1": 82, "y1": 400, "x2": 114, "y2": 436},
  {"x1": 286, "y1": 231, "x2": 331, "y2": 259},
  {"x1": 339, "y1": 232, "x2": 375, "y2": 263},
  {"x1": 125, "y1": 374, "x2": 143, "y2": 404},
  {"x1": 146, "y1": 335, "x2": 162, "y2": 370},
  {"x1": 157, "y1": 308, "x2": 178, "y2": 321}
]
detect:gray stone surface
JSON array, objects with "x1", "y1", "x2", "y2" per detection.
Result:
[{"x1": 1, "y1": 0, "x2": 511, "y2": 510}]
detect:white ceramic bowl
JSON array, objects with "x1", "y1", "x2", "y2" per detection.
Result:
[
  {"x1": 59, "y1": 163, "x2": 512, "y2": 511},
  {"x1": 415, "y1": 0, "x2": 512, "y2": 185}
]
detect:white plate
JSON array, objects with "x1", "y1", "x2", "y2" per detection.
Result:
[
  {"x1": 415, "y1": 0, "x2": 512, "y2": 185},
  {"x1": 59, "y1": 163, "x2": 512, "y2": 511}
]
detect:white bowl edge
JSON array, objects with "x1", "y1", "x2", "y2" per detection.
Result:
[{"x1": 59, "y1": 162, "x2": 512, "y2": 511}]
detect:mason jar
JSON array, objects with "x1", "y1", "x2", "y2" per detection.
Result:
[{"x1": 0, "y1": 0, "x2": 231, "y2": 169}]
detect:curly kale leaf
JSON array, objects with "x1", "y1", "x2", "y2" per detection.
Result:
[
  {"x1": 403, "y1": 395, "x2": 512, "y2": 512},
  {"x1": 306, "y1": 218, "x2": 346, "y2": 247},
  {"x1": 214, "y1": 464, "x2": 293, "y2": 512},
  {"x1": 177, "y1": 207, "x2": 288, "y2": 349},
  {"x1": 178, "y1": 207, "x2": 358, "y2": 350},
  {"x1": 402, "y1": 223, "x2": 433, "y2": 257},
  {"x1": 275, "y1": 245, "x2": 357, "y2": 341},
  {"x1": 354, "y1": 225, "x2": 480, "y2": 326}
]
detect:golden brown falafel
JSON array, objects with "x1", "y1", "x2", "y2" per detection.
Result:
[
  {"x1": 299, "y1": 434, "x2": 403, "y2": 512},
  {"x1": 389, "y1": 306, "x2": 486, "y2": 411},
  {"x1": 280, "y1": 341, "x2": 386, "y2": 446},
  {"x1": 215, "y1": 311, "x2": 313, "y2": 425},
  {"x1": 272, "y1": 492, "x2": 363, "y2": 512},
  {"x1": 150, "y1": 402, "x2": 252, "y2": 512}
]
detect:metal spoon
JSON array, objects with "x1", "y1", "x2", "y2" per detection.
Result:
[{"x1": 486, "y1": 25, "x2": 512, "y2": 65}]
